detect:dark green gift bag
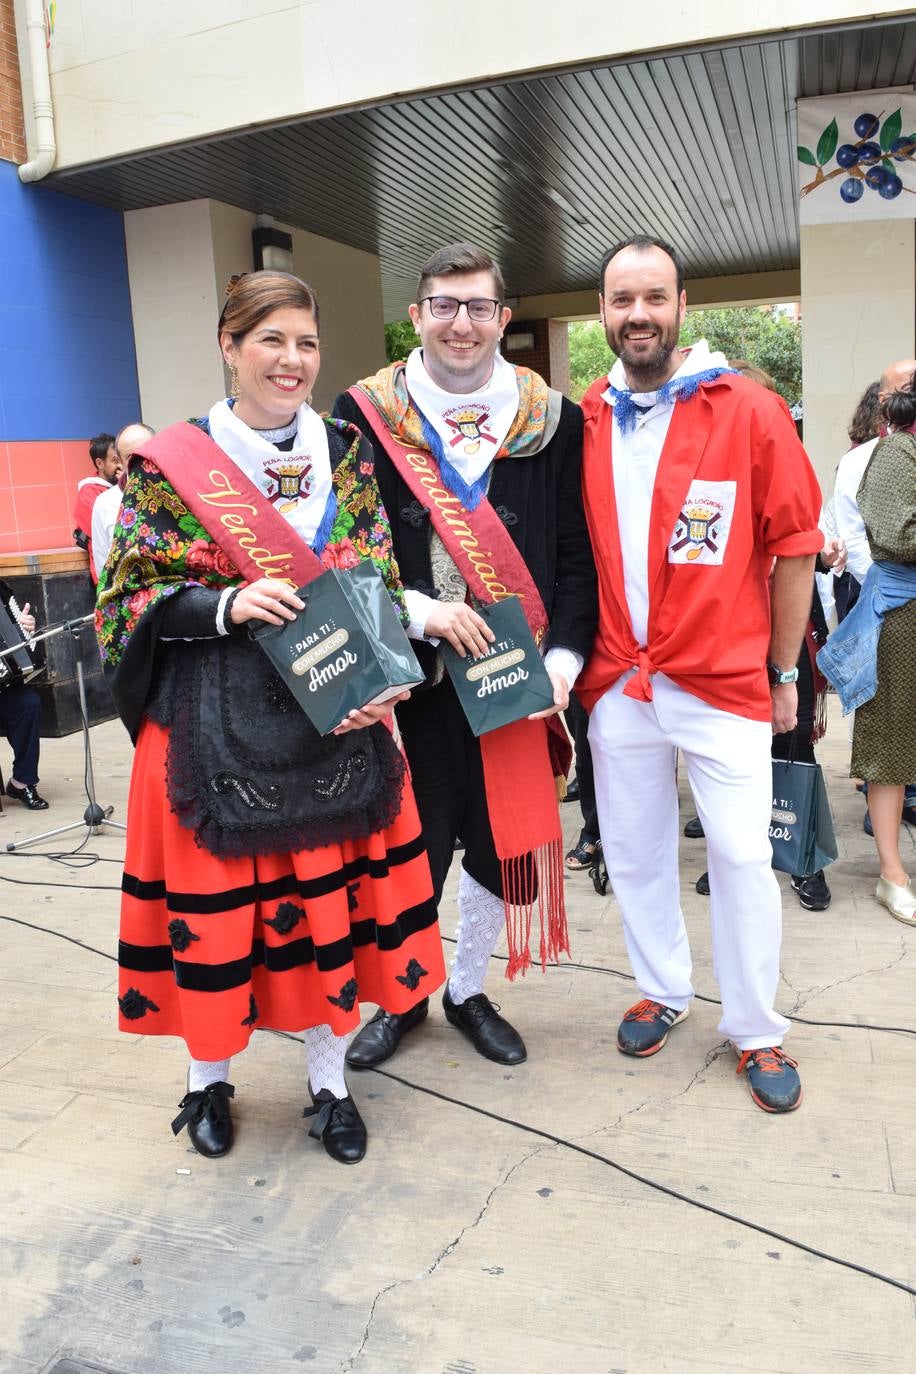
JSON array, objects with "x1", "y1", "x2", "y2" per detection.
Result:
[
  {"x1": 769, "y1": 759, "x2": 838, "y2": 876},
  {"x1": 441, "y1": 596, "x2": 556, "y2": 737},
  {"x1": 250, "y1": 562, "x2": 423, "y2": 736}
]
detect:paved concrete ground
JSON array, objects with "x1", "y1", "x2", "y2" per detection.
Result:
[{"x1": 0, "y1": 697, "x2": 914, "y2": 1374}]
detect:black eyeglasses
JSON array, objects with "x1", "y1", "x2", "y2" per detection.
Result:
[{"x1": 420, "y1": 296, "x2": 501, "y2": 323}]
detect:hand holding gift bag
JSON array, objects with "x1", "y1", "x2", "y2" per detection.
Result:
[
  {"x1": 440, "y1": 596, "x2": 556, "y2": 737},
  {"x1": 250, "y1": 562, "x2": 424, "y2": 735}
]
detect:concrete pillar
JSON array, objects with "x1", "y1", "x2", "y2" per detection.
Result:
[
  {"x1": 800, "y1": 219, "x2": 915, "y2": 492},
  {"x1": 124, "y1": 199, "x2": 386, "y2": 430}
]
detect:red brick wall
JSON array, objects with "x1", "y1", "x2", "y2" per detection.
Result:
[
  {"x1": 0, "y1": 0, "x2": 26, "y2": 164},
  {"x1": 500, "y1": 318, "x2": 571, "y2": 394},
  {"x1": 0, "y1": 441, "x2": 91, "y2": 554}
]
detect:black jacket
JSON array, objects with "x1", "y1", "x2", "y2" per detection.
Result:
[{"x1": 332, "y1": 389, "x2": 597, "y2": 684}]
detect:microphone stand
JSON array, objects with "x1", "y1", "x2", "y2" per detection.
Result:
[{"x1": 3, "y1": 615, "x2": 126, "y2": 852}]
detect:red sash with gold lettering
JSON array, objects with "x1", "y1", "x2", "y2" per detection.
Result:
[
  {"x1": 135, "y1": 422, "x2": 325, "y2": 588},
  {"x1": 350, "y1": 389, "x2": 569, "y2": 977}
]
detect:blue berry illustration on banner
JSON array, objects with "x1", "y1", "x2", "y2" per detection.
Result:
[{"x1": 797, "y1": 92, "x2": 916, "y2": 225}]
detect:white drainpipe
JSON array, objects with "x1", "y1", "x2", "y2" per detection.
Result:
[{"x1": 18, "y1": 0, "x2": 56, "y2": 183}]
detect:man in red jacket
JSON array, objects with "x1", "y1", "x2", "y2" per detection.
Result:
[{"x1": 578, "y1": 235, "x2": 823, "y2": 1113}]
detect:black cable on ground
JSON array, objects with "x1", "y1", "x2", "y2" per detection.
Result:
[
  {"x1": 0, "y1": 910, "x2": 910, "y2": 1296},
  {"x1": 0, "y1": 907, "x2": 912, "y2": 1036},
  {"x1": 440, "y1": 935, "x2": 916, "y2": 1037},
  {"x1": 265, "y1": 1029, "x2": 916, "y2": 1300}
]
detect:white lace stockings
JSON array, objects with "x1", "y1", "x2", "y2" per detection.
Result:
[{"x1": 448, "y1": 865, "x2": 506, "y2": 1006}]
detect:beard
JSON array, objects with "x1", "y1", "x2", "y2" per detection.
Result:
[{"x1": 605, "y1": 319, "x2": 681, "y2": 389}]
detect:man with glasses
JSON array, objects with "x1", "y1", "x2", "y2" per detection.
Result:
[{"x1": 333, "y1": 242, "x2": 595, "y2": 1070}]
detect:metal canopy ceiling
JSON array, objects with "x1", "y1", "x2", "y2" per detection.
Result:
[{"x1": 47, "y1": 20, "x2": 916, "y2": 320}]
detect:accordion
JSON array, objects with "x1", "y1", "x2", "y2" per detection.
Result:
[{"x1": 0, "y1": 592, "x2": 38, "y2": 690}]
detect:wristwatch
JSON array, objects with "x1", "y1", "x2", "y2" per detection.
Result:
[{"x1": 767, "y1": 662, "x2": 799, "y2": 687}]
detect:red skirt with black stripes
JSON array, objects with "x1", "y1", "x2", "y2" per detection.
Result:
[{"x1": 118, "y1": 719, "x2": 445, "y2": 1059}]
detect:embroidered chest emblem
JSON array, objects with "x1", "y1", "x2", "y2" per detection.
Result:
[
  {"x1": 263, "y1": 457, "x2": 313, "y2": 512},
  {"x1": 668, "y1": 480, "x2": 737, "y2": 567},
  {"x1": 443, "y1": 404, "x2": 498, "y2": 457}
]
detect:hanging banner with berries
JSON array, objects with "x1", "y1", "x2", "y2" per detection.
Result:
[{"x1": 797, "y1": 89, "x2": 915, "y2": 224}]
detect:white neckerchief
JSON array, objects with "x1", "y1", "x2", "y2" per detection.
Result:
[
  {"x1": 405, "y1": 348, "x2": 519, "y2": 487},
  {"x1": 207, "y1": 398, "x2": 332, "y2": 547}
]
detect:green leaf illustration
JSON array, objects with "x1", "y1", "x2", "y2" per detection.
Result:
[
  {"x1": 797, "y1": 145, "x2": 817, "y2": 166},
  {"x1": 817, "y1": 119, "x2": 838, "y2": 166},
  {"x1": 880, "y1": 108, "x2": 902, "y2": 153},
  {"x1": 883, "y1": 158, "x2": 895, "y2": 175}
]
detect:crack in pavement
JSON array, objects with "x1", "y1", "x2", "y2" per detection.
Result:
[
  {"x1": 340, "y1": 1142, "x2": 549, "y2": 1371},
  {"x1": 570, "y1": 1039, "x2": 732, "y2": 1144},
  {"x1": 783, "y1": 936, "x2": 909, "y2": 1017}
]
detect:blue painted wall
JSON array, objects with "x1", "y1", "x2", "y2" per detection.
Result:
[{"x1": 0, "y1": 159, "x2": 140, "y2": 441}]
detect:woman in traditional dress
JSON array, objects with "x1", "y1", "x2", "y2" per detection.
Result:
[{"x1": 96, "y1": 271, "x2": 444, "y2": 1163}]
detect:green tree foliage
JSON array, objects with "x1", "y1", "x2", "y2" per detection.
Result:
[
  {"x1": 567, "y1": 307, "x2": 801, "y2": 405},
  {"x1": 385, "y1": 319, "x2": 417, "y2": 364}
]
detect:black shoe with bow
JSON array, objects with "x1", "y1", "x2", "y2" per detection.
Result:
[
  {"x1": 5, "y1": 780, "x2": 48, "y2": 810},
  {"x1": 442, "y1": 986, "x2": 527, "y2": 1065},
  {"x1": 344, "y1": 998, "x2": 429, "y2": 1069},
  {"x1": 303, "y1": 1085, "x2": 367, "y2": 1164},
  {"x1": 170, "y1": 1080, "x2": 235, "y2": 1158}
]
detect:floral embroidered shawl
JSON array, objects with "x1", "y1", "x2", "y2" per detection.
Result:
[{"x1": 95, "y1": 418, "x2": 405, "y2": 735}]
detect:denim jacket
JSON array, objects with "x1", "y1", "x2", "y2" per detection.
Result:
[{"x1": 816, "y1": 560, "x2": 916, "y2": 714}]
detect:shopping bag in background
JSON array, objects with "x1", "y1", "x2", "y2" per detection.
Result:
[
  {"x1": 770, "y1": 758, "x2": 838, "y2": 876},
  {"x1": 250, "y1": 562, "x2": 423, "y2": 735},
  {"x1": 441, "y1": 596, "x2": 556, "y2": 737}
]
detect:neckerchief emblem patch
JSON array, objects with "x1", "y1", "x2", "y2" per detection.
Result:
[
  {"x1": 443, "y1": 404, "x2": 498, "y2": 457},
  {"x1": 262, "y1": 456, "x2": 313, "y2": 513},
  {"x1": 668, "y1": 480, "x2": 736, "y2": 566}
]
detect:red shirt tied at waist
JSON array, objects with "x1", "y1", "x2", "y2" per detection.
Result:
[{"x1": 577, "y1": 371, "x2": 824, "y2": 721}]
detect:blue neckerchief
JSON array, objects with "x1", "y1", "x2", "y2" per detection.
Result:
[
  {"x1": 311, "y1": 489, "x2": 337, "y2": 555},
  {"x1": 418, "y1": 412, "x2": 491, "y2": 511},
  {"x1": 609, "y1": 367, "x2": 737, "y2": 435}
]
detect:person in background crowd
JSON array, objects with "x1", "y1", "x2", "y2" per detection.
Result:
[
  {"x1": 72, "y1": 433, "x2": 121, "y2": 583},
  {"x1": 0, "y1": 585, "x2": 46, "y2": 810},
  {"x1": 563, "y1": 693, "x2": 601, "y2": 873},
  {"x1": 579, "y1": 235, "x2": 823, "y2": 1114},
  {"x1": 819, "y1": 374, "x2": 916, "y2": 925},
  {"x1": 90, "y1": 423, "x2": 155, "y2": 581},
  {"x1": 95, "y1": 271, "x2": 444, "y2": 1165},
  {"x1": 334, "y1": 242, "x2": 596, "y2": 1072},
  {"x1": 831, "y1": 382, "x2": 879, "y2": 623},
  {"x1": 833, "y1": 363, "x2": 916, "y2": 834}
]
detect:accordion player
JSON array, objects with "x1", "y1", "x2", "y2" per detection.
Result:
[
  {"x1": 0, "y1": 583, "x2": 38, "y2": 690},
  {"x1": 0, "y1": 580, "x2": 48, "y2": 809}
]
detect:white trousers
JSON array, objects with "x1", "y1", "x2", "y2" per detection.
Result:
[{"x1": 588, "y1": 672, "x2": 789, "y2": 1050}]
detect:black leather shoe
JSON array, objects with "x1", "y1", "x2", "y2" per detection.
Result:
[
  {"x1": 345, "y1": 999, "x2": 429, "y2": 1069},
  {"x1": 683, "y1": 815, "x2": 704, "y2": 839},
  {"x1": 303, "y1": 1086, "x2": 367, "y2": 1164},
  {"x1": 442, "y1": 986, "x2": 527, "y2": 1064},
  {"x1": 695, "y1": 871, "x2": 710, "y2": 896},
  {"x1": 5, "y1": 780, "x2": 48, "y2": 810},
  {"x1": 171, "y1": 1081, "x2": 235, "y2": 1157},
  {"x1": 563, "y1": 776, "x2": 580, "y2": 803}
]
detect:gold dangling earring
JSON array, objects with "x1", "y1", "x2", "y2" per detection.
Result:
[{"x1": 230, "y1": 363, "x2": 240, "y2": 400}]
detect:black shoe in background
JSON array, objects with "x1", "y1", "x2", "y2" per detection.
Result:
[
  {"x1": 790, "y1": 871, "x2": 832, "y2": 911},
  {"x1": 683, "y1": 815, "x2": 704, "y2": 839}
]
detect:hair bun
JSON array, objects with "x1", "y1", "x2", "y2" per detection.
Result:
[{"x1": 225, "y1": 272, "x2": 249, "y2": 297}]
